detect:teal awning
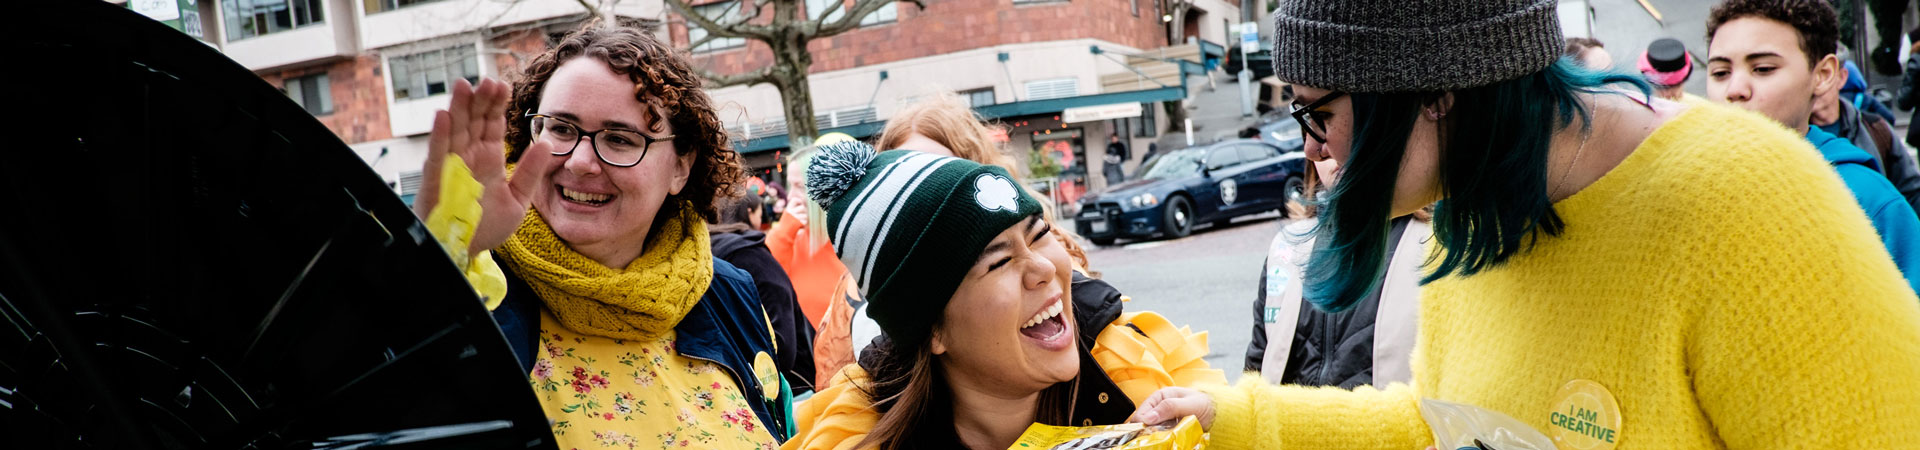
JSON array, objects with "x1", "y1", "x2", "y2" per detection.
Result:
[
  {"x1": 736, "y1": 85, "x2": 1187, "y2": 154},
  {"x1": 972, "y1": 86, "x2": 1184, "y2": 120},
  {"x1": 735, "y1": 119, "x2": 888, "y2": 154}
]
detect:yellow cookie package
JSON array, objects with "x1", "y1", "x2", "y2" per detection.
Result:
[{"x1": 1007, "y1": 416, "x2": 1206, "y2": 450}]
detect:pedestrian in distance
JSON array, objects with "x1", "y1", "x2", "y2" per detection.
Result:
[
  {"x1": 1895, "y1": 29, "x2": 1920, "y2": 144},
  {"x1": 1704, "y1": 0, "x2": 1920, "y2": 295},
  {"x1": 782, "y1": 142, "x2": 1225, "y2": 450},
  {"x1": 1244, "y1": 157, "x2": 1428, "y2": 389},
  {"x1": 412, "y1": 23, "x2": 793, "y2": 448},
  {"x1": 1127, "y1": 0, "x2": 1920, "y2": 448},
  {"x1": 1104, "y1": 133, "x2": 1129, "y2": 186},
  {"x1": 1638, "y1": 38, "x2": 1712, "y2": 106}
]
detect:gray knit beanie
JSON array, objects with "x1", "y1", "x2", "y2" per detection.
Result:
[{"x1": 1271, "y1": 0, "x2": 1563, "y2": 93}]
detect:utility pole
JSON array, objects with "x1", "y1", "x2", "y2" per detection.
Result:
[{"x1": 1237, "y1": 22, "x2": 1257, "y2": 118}]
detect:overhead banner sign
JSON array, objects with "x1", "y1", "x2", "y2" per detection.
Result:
[{"x1": 1063, "y1": 102, "x2": 1143, "y2": 123}]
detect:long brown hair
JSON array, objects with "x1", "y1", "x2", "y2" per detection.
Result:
[
  {"x1": 503, "y1": 21, "x2": 742, "y2": 221},
  {"x1": 876, "y1": 95, "x2": 1095, "y2": 272}
]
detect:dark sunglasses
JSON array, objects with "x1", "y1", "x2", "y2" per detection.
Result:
[{"x1": 1290, "y1": 91, "x2": 1347, "y2": 144}]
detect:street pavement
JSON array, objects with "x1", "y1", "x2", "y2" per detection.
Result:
[{"x1": 1084, "y1": 212, "x2": 1287, "y2": 383}]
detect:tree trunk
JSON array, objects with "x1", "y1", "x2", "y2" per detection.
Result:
[
  {"x1": 768, "y1": 34, "x2": 819, "y2": 150},
  {"x1": 1167, "y1": 2, "x2": 1182, "y2": 45},
  {"x1": 1168, "y1": 6, "x2": 1188, "y2": 46}
]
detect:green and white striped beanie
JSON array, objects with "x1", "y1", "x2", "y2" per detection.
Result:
[{"x1": 805, "y1": 141, "x2": 1042, "y2": 343}]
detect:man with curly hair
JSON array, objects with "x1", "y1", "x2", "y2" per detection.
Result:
[
  {"x1": 1706, "y1": 0, "x2": 1920, "y2": 294},
  {"x1": 410, "y1": 22, "x2": 794, "y2": 448}
]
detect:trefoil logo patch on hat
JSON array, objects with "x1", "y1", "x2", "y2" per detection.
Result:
[{"x1": 974, "y1": 174, "x2": 1019, "y2": 212}]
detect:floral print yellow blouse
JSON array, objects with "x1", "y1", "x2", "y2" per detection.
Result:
[{"x1": 530, "y1": 310, "x2": 778, "y2": 450}]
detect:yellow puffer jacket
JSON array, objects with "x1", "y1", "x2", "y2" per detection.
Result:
[{"x1": 782, "y1": 311, "x2": 1224, "y2": 450}]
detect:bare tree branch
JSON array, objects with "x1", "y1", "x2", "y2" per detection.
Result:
[
  {"x1": 809, "y1": 0, "x2": 847, "y2": 28},
  {"x1": 664, "y1": 0, "x2": 774, "y2": 40},
  {"x1": 685, "y1": 32, "x2": 723, "y2": 53},
  {"x1": 817, "y1": 0, "x2": 921, "y2": 36},
  {"x1": 696, "y1": 66, "x2": 775, "y2": 88},
  {"x1": 573, "y1": 0, "x2": 601, "y2": 17}
]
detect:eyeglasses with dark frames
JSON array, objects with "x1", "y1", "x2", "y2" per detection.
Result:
[
  {"x1": 524, "y1": 112, "x2": 674, "y2": 167},
  {"x1": 1290, "y1": 91, "x2": 1347, "y2": 144}
]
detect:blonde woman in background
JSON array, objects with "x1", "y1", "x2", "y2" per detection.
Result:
[{"x1": 876, "y1": 95, "x2": 1093, "y2": 269}]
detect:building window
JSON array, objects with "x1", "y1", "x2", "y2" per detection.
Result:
[
  {"x1": 1023, "y1": 78, "x2": 1079, "y2": 100},
  {"x1": 860, "y1": 2, "x2": 897, "y2": 25},
  {"x1": 805, "y1": 0, "x2": 844, "y2": 22},
  {"x1": 221, "y1": 0, "x2": 325, "y2": 41},
  {"x1": 690, "y1": 1, "x2": 746, "y2": 52},
  {"x1": 389, "y1": 44, "x2": 482, "y2": 101},
  {"x1": 958, "y1": 88, "x2": 995, "y2": 107},
  {"x1": 363, "y1": 0, "x2": 448, "y2": 14},
  {"x1": 283, "y1": 73, "x2": 333, "y2": 115},
  {"x1": 400, "y1": 170, "x2": 424, "y2": 197},
  {"x1": 1132, "y1": 102, "x2": 1156, "y2": 137}
]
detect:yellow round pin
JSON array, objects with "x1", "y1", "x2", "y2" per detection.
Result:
[
  {"x1": 1549, "y1": 379, "x2": 1622, "y2": 450},
  {"x1": 753, "y1": 351, "x2": 779, "y2": 399}
]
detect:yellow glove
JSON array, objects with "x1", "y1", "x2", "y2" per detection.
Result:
[{"x1": 424, "y1": 154, "x2": 509, "y2": 310}]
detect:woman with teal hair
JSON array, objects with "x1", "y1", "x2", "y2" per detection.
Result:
[{"x1": 1131, "y1": 0, "x2": 1920, "y2": 448}]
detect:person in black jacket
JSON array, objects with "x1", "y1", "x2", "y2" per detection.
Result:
[
  {"x1": 712, "y1": 192, "x2": 818, "y2": 393},
  {"x1": 1245, "y1": 159, "x2": 1427, "y2": 389}
]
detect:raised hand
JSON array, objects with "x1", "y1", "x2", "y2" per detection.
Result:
[{"x1": 412, "y1": 78, "x2": 537, "y2": 256}]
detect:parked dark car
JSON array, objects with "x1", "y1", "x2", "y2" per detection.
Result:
[
  {"x1": 1075, "y1": 139, "x2": 1307, "y2": 245},
  {"x1": 1223, "y1": 47, "x2": 1274, "y2": 80}
]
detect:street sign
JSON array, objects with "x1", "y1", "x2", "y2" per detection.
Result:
[
  {"x1": 128, "y1": 0, "x2": 204, "y2": 39},
  {"x1": 1240, "y1": 22, "x2": 1259, "y2": 53},
  {"x1": 1063, "y1": 102, "x2": 1144, "y2": 123},
  {"x1": 129, "y1": 0, "x2": 179, "y2": 21}
]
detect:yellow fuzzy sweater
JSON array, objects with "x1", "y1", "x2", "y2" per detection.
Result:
[{"x1": 1205, "y1": 104, "x2": 1920, "y2": 449}]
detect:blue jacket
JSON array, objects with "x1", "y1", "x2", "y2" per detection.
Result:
[
  {"x1": 1807, "y1": 127, "x2": 1920, "y2": 294},
  {"x1": 491, "y1": 255, "x2": 791, "y2": 441}
]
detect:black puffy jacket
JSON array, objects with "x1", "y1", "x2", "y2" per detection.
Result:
[
  {"x1": 1245, "y1": 217, "x2": 1413, "y2": 389},
  {"x1": 711, "y1": 228, "x2": 817, "y2": 393}
]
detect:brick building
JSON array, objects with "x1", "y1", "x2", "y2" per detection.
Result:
[
  {"x1": 120, "y1": 0, "x2": 666, "y2": 202},
  {"x1": 668, "y1": 0, "x2": 1241, "y2": 201},
  {"x1": 114, "y1": 0, "x2": 1246, "y2": 205}
]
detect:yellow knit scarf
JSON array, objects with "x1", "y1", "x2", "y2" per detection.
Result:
[{"x1": 498, "y1": 200, "x2": 713, "y2": 341}]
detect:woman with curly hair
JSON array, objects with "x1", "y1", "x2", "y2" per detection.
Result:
[{"x1": 412, "y1": 23, "x2": 790, "y2": 448}]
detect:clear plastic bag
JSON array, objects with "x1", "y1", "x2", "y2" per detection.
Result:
[{"x1": 1420, "y1": 398, "x2": 1556, "y2": 450}]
